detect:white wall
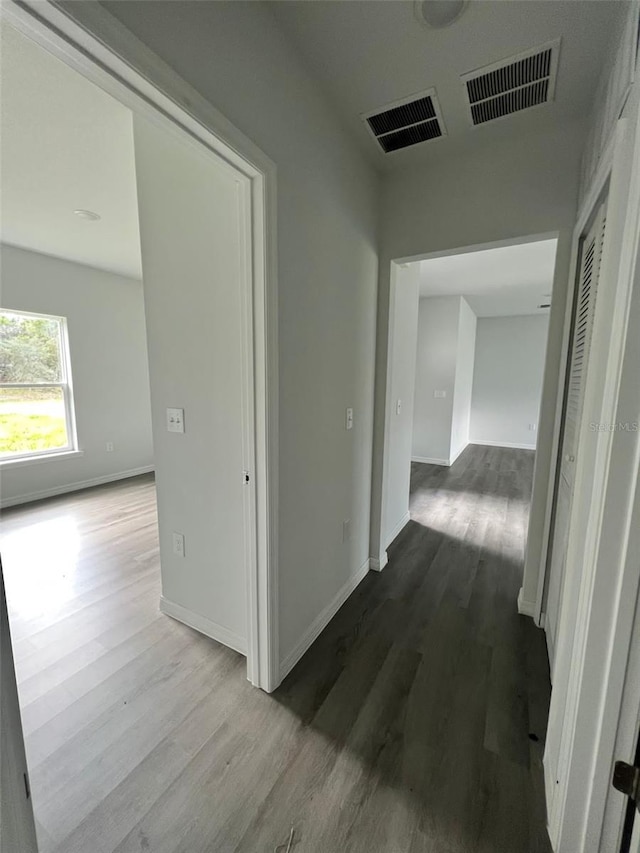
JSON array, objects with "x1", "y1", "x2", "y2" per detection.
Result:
[
  {"x1": 0, "y1": 245, "x2": 153, "y2": 505},
  {"x1": 63, "y1": 0, "x2": 379, "y2": 667},
  {"x1": 370, "y1": 118, "x2": 583, "y2": 578},
  {"x1": 412, "y1": 297, "x2": 461, "y2": 464},
  {"x1": 133, "y1": 115, "x2": 250, "y2": 650},
  {"x1": 451, "y1": 298, "x2": 477, "y2": 460},
  {"x1": 411, "y1": 295, "x2": 476, "y2": 465},
  {"x1": 470, "y1": 314, "x2": 549, "y2": 450},
  {"x1": 382, "y1": 263, "x2": 419, "y2": 553}
]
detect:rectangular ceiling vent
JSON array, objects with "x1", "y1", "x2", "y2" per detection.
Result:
[
  {"x1": 362, "y1": 88, "x2": 446, "y2": 154},
  {"x1": 462, "y1": 39, "x2": 560, "y2": 126}
]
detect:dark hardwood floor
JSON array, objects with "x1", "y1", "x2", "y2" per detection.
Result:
[{"x1": 1, "y1": 443, "x2": 551, "y2": 852}]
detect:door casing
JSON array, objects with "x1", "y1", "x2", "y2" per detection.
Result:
[
  {"x1": 0, "y1": 0, "x2": 280, "y2": 692},
  {"x1": 544, "y1": 99, "x2": 640, "y2": 850}
]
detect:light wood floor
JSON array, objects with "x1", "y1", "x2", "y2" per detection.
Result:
[{"x1": 1, "y1": 444, "x2": 551, "y2": 852}]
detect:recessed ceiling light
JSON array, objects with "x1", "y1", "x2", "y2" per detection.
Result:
[
  {"x1": 74, "y1": 209, "x2": 101, "y2": 221},
  {"x1": 414, "y1": 0, "x2": 469, "y2": 29}
]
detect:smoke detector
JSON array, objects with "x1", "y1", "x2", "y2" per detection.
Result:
[{"x1": 414, "y1": 0, "x2": 469, "y2": 29}]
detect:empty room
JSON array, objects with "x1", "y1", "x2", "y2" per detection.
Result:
[
  {"x1": 407, "y1": 238, "x2": 555, "y2": 589},
  {"x1": 3, "y1": 3, "x2": 640, "y2": 853}
]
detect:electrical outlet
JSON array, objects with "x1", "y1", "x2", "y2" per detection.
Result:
[
  {"x1": 172, "y1": 532, "x2": 185, "y2": 557},
  {"x1": 106, "y1": 441, "x2": 114, "y2": 452},
  {"x1": 167, "y1": 408, "x2": 185, "y2": 433},
  {"x1": 529, "y1": 423, "x2": 537, "y2": 431},
  {"x1": 342, "y1": 518, "x2": 351, "y2": 543},
  {"x1": 434, "y1": 390, "x2": 447, "y2": 398},
  {"x1": 345, "y1": 408, "x2": 354, "y2": 431}
]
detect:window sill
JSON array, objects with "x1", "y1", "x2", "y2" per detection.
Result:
[{"x1": 0, "y1": 450, "x2": 84, "y2": 469}]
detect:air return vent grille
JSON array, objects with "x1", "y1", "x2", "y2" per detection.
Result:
[
  {"x1": 462, "y1": 40, "x2": 560, "y2": 126},
  {"x1": 362, "y1": 88, "x2": 446, "y2": 153}
]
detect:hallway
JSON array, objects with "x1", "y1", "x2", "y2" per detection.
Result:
[
  {"x1": 2, "y1": 445, "x2": 551, "y2": 852},
  {"x1": 273, "y1": 443, "x2": 551, "y2": 852}
]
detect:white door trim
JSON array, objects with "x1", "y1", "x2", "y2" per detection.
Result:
[
  {"x1": 372, "y1": 231, "x2": 558, "y2": 567},
  {"x1": 534, "y1": 125, "x2": 620, "y2": 627},
  {"x1": 1, "y1": 0, "x2": 280, "y2": 692},
  {"x1": 545, "y1": 102, "x2": 640, "y2": 850}
]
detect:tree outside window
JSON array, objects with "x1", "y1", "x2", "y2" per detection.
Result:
[{"x1": 0, "y1": 310, "x2": 77, "y2": 460}]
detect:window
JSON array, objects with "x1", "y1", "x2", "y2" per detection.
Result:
[{"x1": 0, "y1": 309, "x2": 77, "y2": 461}]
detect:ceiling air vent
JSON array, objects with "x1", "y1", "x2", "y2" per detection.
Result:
[
  {"x1": 462, "y1": 39, "x2": 560, "y2": 126},
  {"x1": 362, "y1": 88, "x2": 446, "y2": 153}
]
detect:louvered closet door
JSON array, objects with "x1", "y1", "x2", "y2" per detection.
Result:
[{"x1": 545, "y1": 201, "x2": 607, "y2": 669}]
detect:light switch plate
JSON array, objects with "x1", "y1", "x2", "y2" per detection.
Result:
[
  {"x1": 172, "y1": 532, "x2": 185, "y2": 557},
  {"x1": 396, "y1": 399, "x2": 402, "y2": 415},
  {"x1": 167, "y1": 408, "x2": 184, "y2": 433},
  {"x1": 346, "y1": 408, "x2": 354, "y2": 430}
]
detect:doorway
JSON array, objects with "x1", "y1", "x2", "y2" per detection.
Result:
[
  {"x1": 375, "y1": 234, "x2": 559, "y2": 575},
  {"x1": 1, "y1": 2, "x2": 277, "y2": 849},
  {"x1": 2, "y1": 0, "x2": 277, "y2": 690}
]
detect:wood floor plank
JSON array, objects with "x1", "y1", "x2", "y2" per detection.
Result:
[
  {"x1": 19, "y1": 617, "x2": 175, "y2": 735},
  {"x1": 2, "y1": 449, "x2": 552, "y2": 853}
]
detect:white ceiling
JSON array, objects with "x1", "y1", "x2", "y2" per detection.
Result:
[
  {"x1": 418, "y1": 238, "x2": 558, "y2": 317},
  {"x1": 0, "y1": 25, "x2": 142, "y2": 279},
  {"x1": 270, "y1": 0, "x2": 624, "y2": 171}
]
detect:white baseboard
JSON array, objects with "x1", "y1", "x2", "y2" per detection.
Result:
[
  {"x1": 160, "y1": 595, "x2": 247, "y2": 656},
  {"x1": 412, "y1": 443, "x2": 468, "y2": 468},
  {"x1": 279, "y1": 558, "x2": 370, "y2": 681},
  {"x1": 0, "y1": 465, "x2": 155, "y2": 508},
  {"x1": 448, "y1": 442, "x2": 468, "y2": 466},
  {"x1": 370, "y1": 552, "x2": 388, "y2": 572},
  {"x1": 517, "y1": 587, "x2": 537, "y2": 618},
  {"x1": 469, "y1": 440, "x2": 537, "y2": 451},
  {"x1": 412, "y1": 455, "x2": 450, "y2": 466},
  {"x1": 385, "y1": 511, "x2": 411, "y2": 550}
]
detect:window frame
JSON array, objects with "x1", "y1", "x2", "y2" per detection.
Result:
[{"x1": 0, "y1": 308, "x2": 78, "y2": 463}]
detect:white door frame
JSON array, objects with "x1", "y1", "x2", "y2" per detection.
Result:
[
  {"x1": 0, "y1": 0, "x2": 280, "y2": 692},
  {"x1": 533, "y1": 124, "x2": 620, "y2": 627},
  {"x1": 544, "y1": 97, "x2": 640, "y2": 850},
  {"x1": 372, "y1": 231, "x2": 558, "y2": 570}
]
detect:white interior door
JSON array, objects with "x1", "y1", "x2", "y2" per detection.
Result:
[
  {"x1": 544, "y1": 201, "x2": 607, "y2": 669},
  {"x1": 132, "y1": 114, "x2": 254, "y2": 657}
]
